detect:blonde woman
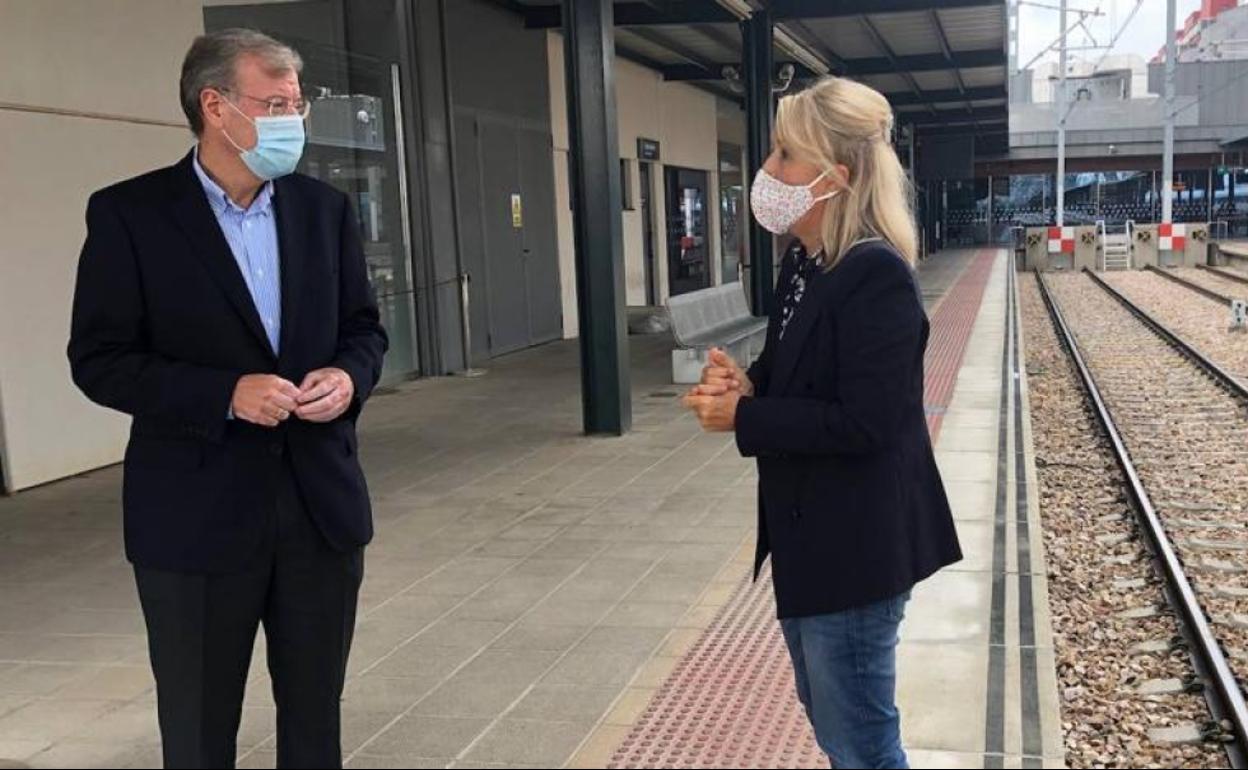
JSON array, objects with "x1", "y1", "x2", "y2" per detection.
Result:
[{"x1": 683, "y1": 76, "x2": 961, "y2": 768}]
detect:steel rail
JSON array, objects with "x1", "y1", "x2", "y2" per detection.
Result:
[
  {"x1": 1144, "y1": 264, "x2": 1234, "y2": 305},
  {"x1": 1037, "y1": 271, "x2": 1248, "y2": 768}
]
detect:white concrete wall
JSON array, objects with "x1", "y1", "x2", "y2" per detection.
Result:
[
  {"x1": 0, "y1": 0, "x2": 203, "y2": 491},
  {"x1": 547, "y1": 32, "x2": 722, "y2": 335}
]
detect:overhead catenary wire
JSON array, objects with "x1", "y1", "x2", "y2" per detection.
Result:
[
  {"x1": 1060, "y1": 0, "x2": 1146, "y2": 123},
  {"x1": 1017, "y1": 4, "x2": 1105, "y2": 73}
]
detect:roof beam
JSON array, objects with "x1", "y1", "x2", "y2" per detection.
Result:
[
  {"x1": 623, "y1": 26, "x2": 720, "y2": 76},
  {"x1": 523, "y1": 1, "x2": 734, "y2": 28},
  {"x1": 523, "y1": 0, "x2": 1004, "y2": 26},
  {"x1": 688, "y1": 23, "x2": 740, "y2": 56},
  {"x1": 927, "y1": 10, "x2": 977, "y2": 129},
  {"x1": 662, "y1": 61, "x2": 816, "y2": 81},
  {"x1": 840, "y1": 48, "x2": 1005, "y2": 75},
  {"x1": 899, "y1": 106, "x2": 1007, "y2": 127},
  {"x1": 885, "y1": 85, "x2": 1006, "y2": 106},
  {"x1": 659, "y1": 48, "x2": 1004, "y2": 81},
  {"x1": 858, "y1": 15, "x2": 937, "y2": 117},
  {"x1": 615, "y1": 46, "x2": 742, "y2": 104},
  {"x1": 917, "y1": 124, "x2": 1007, "y2": 139},
  {"x1": 768, "y1": 0, "x2": 1000, "y2": 19},
  {"x1": 778, "y1": 19, "x2": 846, "y2": 73}
]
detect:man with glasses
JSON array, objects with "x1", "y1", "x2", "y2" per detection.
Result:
[{"x1": 67, "y1": 28, "x2": 387, "y2": 769}]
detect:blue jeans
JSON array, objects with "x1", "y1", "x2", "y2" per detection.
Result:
[{"x1": 780, "y1": 591, "x2": 911, "y2": 769}]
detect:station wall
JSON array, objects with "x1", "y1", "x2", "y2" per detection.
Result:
[
  {"x1": 546, "y1": 33, "x2": 726, "y2": 335},
  {"x1": 0, "y1": 0, "x2": 204, "y2": 491}
]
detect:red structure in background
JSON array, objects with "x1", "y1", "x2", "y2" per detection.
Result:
[{"x1": 1155, "y1": 0, "x2": 1239, "y2": 61}]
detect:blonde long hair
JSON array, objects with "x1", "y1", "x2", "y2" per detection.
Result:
[{"x1": 774, "y1": 76, "x2": 917, "y2": 268}]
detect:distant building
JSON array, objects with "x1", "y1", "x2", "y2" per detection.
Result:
[
  {"x1": 1155, "y1": 0, "x2": 1248, "y2": 63},
  {"x1": 965, "y1": 6, "x2": 1248, "y2": 245},
  {"x1": 1025, "y1": 54, "x2": 1152, "y2": 104}
]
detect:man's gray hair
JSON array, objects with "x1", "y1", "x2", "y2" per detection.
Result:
[{"x1": 179, "y1": 28, "x2": 303, "y2": 135}]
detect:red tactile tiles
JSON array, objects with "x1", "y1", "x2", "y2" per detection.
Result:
[
  {"x1": 922, "y1": 249, "x2": 998, "y2": 439},
  {"x1": 607, "y1": 249, "x2": 1000, "y2": 769},
  {"x1": 608, "y1": 562, "x2": 825, "y2": 769}
]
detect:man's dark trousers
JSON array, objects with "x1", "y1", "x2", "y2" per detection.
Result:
[{"x1": 134, "y1": 455, "x2": 363, "y2": 769}]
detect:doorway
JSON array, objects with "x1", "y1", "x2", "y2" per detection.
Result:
[
  {"x1": 640, "y1": 162, "x2": 658, "y2": 306},
  {"x1": 453, "y1": 112, "x2": 562, "y2": 358},
  {"x1": 718, "y1": 143, "x2": 744, "y2": 285},
  {"x1": 665, "y1": 166, "x2": 711, "y2": 297}
]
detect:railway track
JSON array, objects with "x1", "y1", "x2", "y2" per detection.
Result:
[
  {"x1": 1037, "y1": 269, "x2": 1248, "y2": 768},
  {"x1": 1144, "y1": 265, "x2": 1236, "y2": 306},
  {"x1": 1198, "y1": 263, "x2": 1248, "y2": 288}
]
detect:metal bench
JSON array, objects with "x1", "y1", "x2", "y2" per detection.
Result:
[{"x1": 665, "y1": 282, "x2": 768, "y2": 384}]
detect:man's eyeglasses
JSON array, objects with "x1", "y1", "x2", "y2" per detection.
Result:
[{"x1": 217, "y1": 88, "x2": 311, "y2": 119}]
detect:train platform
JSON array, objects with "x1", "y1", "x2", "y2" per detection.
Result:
[
  {"x1": 0, "y1": 248, "x2": 1063, "y2": 769},
  {"x1": 579, "y1": 248, "x2": 1065, "y2": 770},
  {"x1": 1219, "y1": 239, "x2": 1248, "y2": 269}
]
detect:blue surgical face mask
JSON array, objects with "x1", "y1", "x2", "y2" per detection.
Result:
[{"x1": 222, "y1": 99, "x2": 305, "y2": 181}]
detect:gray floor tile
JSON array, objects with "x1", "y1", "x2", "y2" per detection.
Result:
[
  {"x1": 52, "y1": 666, "x2": 153, "y2": 701},
  {"x1": 487, "y1": 625, "x2": 589, "y2": 654},
  {"x1": 410, "y1": 619, "x2": 509, "y2": 650},
  {"x1": 0, "y1": 699, "x2": 122, "y2": 743},
  {"x1": 541, "y1": 650, "x2": 649, "y2": 688},
  {"x1": 411, "y1": 650, "x2": 560, "y2": 719},
  {"x1": 348, "y1": 754, "x2": 449, "y2": 769},
  {"x1": 342, "y1": 673, "x2": 442, "y2": 713},
  {"x1": 516, "y1": 599, "x2": 613, "y2": 629},
  {"x1": 0, "y1": 664, "x2": 94, "y2": 697},
  {"x1": 461, "y1": 718, "x2": 587, "y2": 766},
  {"x1": 598, "y1": 601, "x2": 689, "y2": 629},
  {"x1": 0, "y1": 332, "x2": 762, "y2": 767},
  {"x1": 23, "y1": 740, "x2": 159, "y2": 770},
  {"x1": 63, "y1": 701, "x2": 159, "y2": 744},
  {"x1": 506, "y1": 684, "x2": 621, "y2": 724},
  {"x1": 365, "y1": 644, "x2": 479, "y2": 680},
  {"x1": 359, "y1": 714, "x2": 490, "y2": 758},
  {"x1": 572, "y1": 626, "x2": 669, "y2": 657}
]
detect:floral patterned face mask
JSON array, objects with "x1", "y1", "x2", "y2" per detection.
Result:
[{"x1": 749, "y1": 168, "x2": 840, "y2": 235}]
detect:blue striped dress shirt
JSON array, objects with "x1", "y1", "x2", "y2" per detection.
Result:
[{"x1": 192, "y1": 147, "x2": 282, "y2": 354}]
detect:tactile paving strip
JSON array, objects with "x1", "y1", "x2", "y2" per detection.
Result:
[
  {"x1": 608, "y1": 249, "x2": 999, "y2": 768},
  {"x1": 922, "y1": 249, "x2": 998, "y2": 437},
  {"x1": 607, "y1": 561, "x2": 824, "y2": 769}
]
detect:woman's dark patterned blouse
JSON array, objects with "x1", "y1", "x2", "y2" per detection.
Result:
[{"x1": 778, "y1": 242, "x2": 821, "y2": 340}]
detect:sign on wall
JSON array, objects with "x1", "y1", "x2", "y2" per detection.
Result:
[
  {"x1": 637, "y1": 138, "x2": 661, "y2": 162},
  {"x1": 1159, "y1": 222, "x2": 1185, "y2": 251},
  {"x1": 1047, "y1": 226, "x2": 1075, "y2": 254}
]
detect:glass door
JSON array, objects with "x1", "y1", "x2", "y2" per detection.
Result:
[
  {"x1": 640, "y1": 162, "x2": 657, "y2": 306},
  {"x1": 203, "y1": 0, "x2": 420, "y2": 385},
  {"x1": 718, "y1": 143, "x2": 743, "y2": 285},
  {"x1": 664, "y1": 166, "x2": 710, "y2": 298}
]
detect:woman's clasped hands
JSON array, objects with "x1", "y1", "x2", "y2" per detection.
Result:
[{"x1": 682, "y1": 347, "x2": 751, "y2": 432}]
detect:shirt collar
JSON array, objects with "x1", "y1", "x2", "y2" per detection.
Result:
[
  {"x1": 791, "y1": 241, "x2": 821, "y2": 269},
  {"x1": 192, "y1": 145, "x2": 274, "y2": 217}
]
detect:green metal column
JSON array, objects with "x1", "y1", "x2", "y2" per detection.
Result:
[
  {"x1": 743, "y1": 10, "x2": 774, "y2": 317},
  {"x1": 563, "y1": 0, "x2": 631, "y2": 435}
]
